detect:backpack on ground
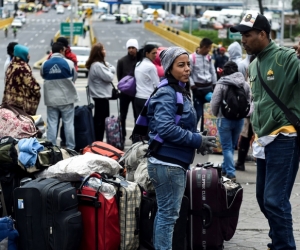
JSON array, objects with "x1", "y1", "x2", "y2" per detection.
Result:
[
  {"x1": 221, "y1": 85, "x2": 250, "y2": 120},
  {"x1": 82, "y1": 141, "x2": 124, "y2": 161}
]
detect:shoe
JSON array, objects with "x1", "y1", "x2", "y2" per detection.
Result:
[
  {"x1": 226, "y1": 175, "x2": 236, "y2": 182},
  {"x1": 235, "y1": 162, "x2": 245, "y2": 171},
  {"x1": 267, "y1": 243, "x2": 273, "y2": 250}
]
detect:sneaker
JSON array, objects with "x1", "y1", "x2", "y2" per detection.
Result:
[
  {"x1": 235, "y1": 162, "x2": 245, "y2": 171},
  {"x1": 226, "y1": 175, "x2": 236, "y2": 182}
]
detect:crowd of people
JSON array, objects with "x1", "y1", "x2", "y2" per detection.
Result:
[{"x1": 3, "y1": 10, "x2": 300, "y2": 249}]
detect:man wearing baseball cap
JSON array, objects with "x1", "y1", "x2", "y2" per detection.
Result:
[
  {"x1": 231, "y1": 11, "x2": 300, "y2": 250},
  {"x1": 116, "y1": 38, "x2": 139, "y2": 143}
]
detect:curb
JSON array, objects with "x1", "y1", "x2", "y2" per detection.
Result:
[{"x1": 33, "y1": 54, "x2": 48, "y2": 69}]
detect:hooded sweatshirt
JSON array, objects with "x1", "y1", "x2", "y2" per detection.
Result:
[
  {"x1": 228, "y1": 42, "x2": 243, "y2": 64},
  {"x1": 210, "y1": 72, "x2": 251, "y2": 118}
]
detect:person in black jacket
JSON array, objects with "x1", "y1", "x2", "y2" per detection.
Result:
[{"x1": 117, "y1": 38, "x2": 139, "y2": 143}]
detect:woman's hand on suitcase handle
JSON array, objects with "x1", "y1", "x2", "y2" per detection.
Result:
[{"x1": 197, "y1": 131, "x2": 217, "y2": 155}]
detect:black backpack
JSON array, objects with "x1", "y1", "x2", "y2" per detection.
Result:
[{"x1": 221, "y1": 85, "x2": 250, "y2": 120}]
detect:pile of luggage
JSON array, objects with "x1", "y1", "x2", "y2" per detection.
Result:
[{"x1": 0, "y1": 104, "x2": 244, "y2": 250}]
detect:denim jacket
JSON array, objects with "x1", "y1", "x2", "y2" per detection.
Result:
[{"x1": 147, "y1": 84, "x2": 201, "y2": 168}]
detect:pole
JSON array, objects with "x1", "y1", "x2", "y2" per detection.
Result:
[
  {"x1": 168, "y1": 0, "x2": 171, "y2": 25},
  {"x1": 290, "y1": 22, "x2": 292, "y2": 38},
  {"x1": 75, "y1": 0, "x2": 78, "y2": 18},
  {"x1": 280, "y1": 0, "x2": 284, "y2": 46},
  {"x1": 189, "y1": 3, "x2": 192, "y2": 34},
  {"x1": 70, "y1": 0, "x2": 74, "y2": 46}
]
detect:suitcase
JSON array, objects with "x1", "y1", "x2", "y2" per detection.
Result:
[
  {"x1": 102, "y1": 175, "x2": 141, "y2": 250},
  {"x1": 14, "y1": 178, "x2": 82, "y2": 250},
  {"x1": 74, "y1": 103, "x2": 95, "y2": 152},
  {"x1": 203, "y1": 103, "x2": 222, "y2": 153},
  {"x1": 105, "y1": 115, "x2": 124, "y2": 150},
  {"x1": 77, "y1": 173, "x2": 120, "y2": 250},
  {"x1": 139, "y1": 194, "x2": 189, "y2": 250},
  {"x1": 82, "y1": 141, "x2": 124, "y2": 161},
  {"x1": 185, "y1": 163, "x2": 243, "y2": 250}
]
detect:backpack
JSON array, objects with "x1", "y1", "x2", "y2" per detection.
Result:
[{"x1": 221, "y1": 85, "x2": 250, "y2": 120}]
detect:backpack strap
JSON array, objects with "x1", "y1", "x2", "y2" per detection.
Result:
[
  {"x1": 192, "y1": 52, "x2": 196, "y2": 65},
  {"x1": 132, "y1": 78, "x2": 184, "y2": 156}
]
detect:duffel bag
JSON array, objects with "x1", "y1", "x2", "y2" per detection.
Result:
[
  {"x1": 0, "y1": 104, "x2": 38, "y2": 139},
  {"x1": 15, "y1": 139, "x2": 78, "y2": 173},
  {"x1": 82, "y1": 141, "x2": 124, "y2": 161}
]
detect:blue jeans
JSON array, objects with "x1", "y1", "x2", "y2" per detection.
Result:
[
  {"x1": 47, "y1": 104, "x2": 75, "y2": 149},
  {"x1": 217, "y1": 118, "x2": 244, "y2": 178},
  {"x1": 256, "y1": 134, "x2": 299, "y2": 250},
  {"x1": 147, "y1": 161, "x2": 186, "y2": 250}
]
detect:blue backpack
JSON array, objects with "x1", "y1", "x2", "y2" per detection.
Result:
[{"x1": 0, "y1": 217, "x2": 18, "y2": 250}]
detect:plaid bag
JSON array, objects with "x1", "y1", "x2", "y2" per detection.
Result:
[{"x1": 103, "y1": 176, "x2": 141, "y2": 250}]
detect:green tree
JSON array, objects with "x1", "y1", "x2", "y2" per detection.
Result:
[{"x1": 292, "y1": 0, "x2": 300, "y2": 15}]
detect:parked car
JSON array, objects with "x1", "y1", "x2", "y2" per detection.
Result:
[
  {"x1": 131, "y1": 15, "x2": 143, "y2": 23},
  {"x1": 56, "y1": 5, "x2": 64, "y2": 14},
  {"x1": 115, "y1": 14, "x2": 131, "y2": 24},
  {"x1": 42, "y1": 6, "x2": 50, "y2": 12},
  {"x1": 145, "y1": 15, "x2": 163, "y2": 23},
  {"x1": 14, "y1": 16, "x2": 26, "y2": 24},
  {"x1": 71, "y1": 46, "x2": 91, "y2": 77},
  {"x1": 99, "y1": 13, "x2": 115, "y2": 21},
  {"x1": 11, "y1": 18, "x2": 23, "y2": 28}
]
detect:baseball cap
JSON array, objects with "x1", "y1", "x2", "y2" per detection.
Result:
[{"x1": 230, "y1": 11, "x2": 271, "y2": 34}]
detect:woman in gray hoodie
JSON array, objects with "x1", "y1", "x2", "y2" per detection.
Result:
[{"x1": 210, "y1": 61, "x2": 251, "y2": 181}]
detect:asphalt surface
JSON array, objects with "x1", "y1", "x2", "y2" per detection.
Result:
[{"x1": 1, "y1": 13, "x2": 300, "y2": 249}]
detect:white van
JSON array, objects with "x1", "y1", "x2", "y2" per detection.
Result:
[
  {"x1": 81, "y1": 3, "x2": 96, "y2": 10},
  {"x1": 217, "y1": 9, "x2": 243, "y2": 24},
  {"x1": 198, "y1": 10, "x2": 221, "y2": 26}
]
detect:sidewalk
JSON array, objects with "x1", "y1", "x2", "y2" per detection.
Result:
[{"x1": 133, "y1": 138, "x2": 300, "y2": 249}]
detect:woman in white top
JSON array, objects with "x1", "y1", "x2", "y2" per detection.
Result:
[
  {"x1": 134, "y1": 44, "x2": 159, "y2": 116},
  {"x1": 86, "y1": 42, "x2": 115, "y2": 141}
]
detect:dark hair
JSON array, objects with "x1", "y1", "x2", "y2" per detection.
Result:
[
  {"x1": 57, "y1": 37, "x2": 69, "y2": 47},
  {"x1": 7, "y1": 42, "x2": 18, "y2": 56},
  {"x1": 85, "y1": 43, "x2": 106, "y2": 70},
  {"x1": 223, "y1": 61, "x2": 238, "y2": 76},
  {"x1": 136, "y1": 44, "x2": 158, "y2": 66},
  {"x1": 52, "y1": 42, "x2": 65, "y2": 53},
  {"x1": 142, "y1": 44, "x2": 158, "y2": 57},
  {"x1": 200, "y1": 38, "x2": 213, "y2": 48}
]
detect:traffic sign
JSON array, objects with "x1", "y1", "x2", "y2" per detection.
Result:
[
  {"x1": 60, "y1": 22, "x2": 83, "y2": 36},
  {"x1": 218, "y1": 29, "x2": 227, "y2": 39},
  {"x1": 153, "y1": 10, "x2": 158, "y2": 20},
  {"x1": 228, "y1": 30, "x2": 242, "y2": 40}
]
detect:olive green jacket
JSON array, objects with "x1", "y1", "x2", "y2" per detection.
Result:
[{"x1": 248, "y1": 41, "x2": 300, "y2": 137}]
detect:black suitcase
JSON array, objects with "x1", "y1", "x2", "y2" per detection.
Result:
[
  {"x1": 140, "y1": 194, "x2": 189, "y2": 250},
  {"x1": 74, "y1": 103, "x2": 95, "y2": 152},
  {"x1": 14, "y1": 178, "x2": 83, "y2": 250}
]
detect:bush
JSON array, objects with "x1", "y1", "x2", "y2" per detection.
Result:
[{"x1": 182, "y1": 29, "x2": 241, "y2": 47}]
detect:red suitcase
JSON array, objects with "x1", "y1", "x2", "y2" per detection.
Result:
[
  {"x1": 77, "y1": 173, "x2": 120, "y2": 250},
  {"x1": 185, "y1": 163, "x2": 243, "y2": 250}
]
